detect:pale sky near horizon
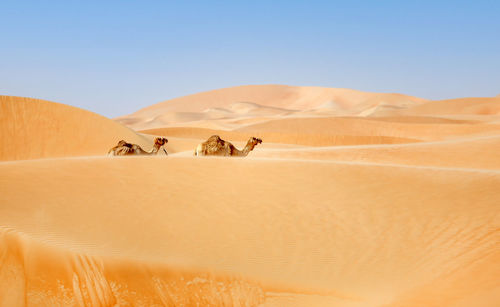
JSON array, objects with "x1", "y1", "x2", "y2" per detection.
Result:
[{"x1": 1, "y1": 0, "x2": 499, "y2": 117}]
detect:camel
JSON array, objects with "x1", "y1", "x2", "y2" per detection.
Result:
[
  {"x1": 194, "y1": 135, "x2": 262, "y2": 157},
  {"x1": 108, "y1": 137, "x2": 168, "y2": 156}
]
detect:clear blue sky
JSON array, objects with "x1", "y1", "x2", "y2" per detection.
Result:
[{"x1": 1, "y1": 0, "x2": 499, "y2": 117}]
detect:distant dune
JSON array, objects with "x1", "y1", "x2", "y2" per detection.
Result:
[
  {"x1": 371, "y1": 96, "x2": 500, "y2": 117},
  {"x1": 1, "y1": 86, "x2": 499, "y2": 306},
  {"x1": 116, "y1": 85, "x2": 428, "y2": 130},
  {"x1": 0, "y1": 96, "x2": 152, "y2": 161}
]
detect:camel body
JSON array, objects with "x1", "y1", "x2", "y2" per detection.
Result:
[
  {"x1": 108, "y1": 138, "x2": 168, "y2": 156},
  {"x1": 194, "y1": 135, "x2": 262, "y2": 157}
]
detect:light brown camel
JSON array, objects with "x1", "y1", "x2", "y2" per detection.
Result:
[
  {"x1": 108, "y1": 137, "x2": 168, "y2": 156},
  {"x1": 194, "y1": 135, "x2": 262, "y2": 157}
]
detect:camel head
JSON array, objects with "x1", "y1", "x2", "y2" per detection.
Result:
[
  {"x1": 154, "y1": 137, "x2": 168, "y2": 147},
  {"x1": 153, "y1": 137, "x2": 169, "y2": 155},
  {"x1": 248, "y1": 137, "x2": 262, "y2": 149}
]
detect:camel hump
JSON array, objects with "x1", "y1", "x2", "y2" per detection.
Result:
[
  {"x1": 207, "y1": 135, "x2": 222, "y2": 143},
  {"x1": 115, "y1": 140, "x2": 133, "y2": 148}
]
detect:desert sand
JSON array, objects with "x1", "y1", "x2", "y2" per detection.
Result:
[{"x1": 1, "y1": 85, "x2": 499, "y2": 306}]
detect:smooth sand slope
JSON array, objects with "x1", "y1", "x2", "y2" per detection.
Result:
[
  {"x1": 1, "y1": 86, "x2": 500, "y2": 306},
  {"x1": 0, "y1": 96, "x2": 153, "y2": 161}
]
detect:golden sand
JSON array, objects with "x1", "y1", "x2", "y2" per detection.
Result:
[{"x1": 1, "y1": 86, "x2": 499, "y2": 306}]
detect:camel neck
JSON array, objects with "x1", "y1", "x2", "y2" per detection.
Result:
[
  {"x1": 237, "y1": 141, "x2": 254, "y2": 157},
  {"x1": 148, "y1": 146, "x2": 160, "y2": 155}
]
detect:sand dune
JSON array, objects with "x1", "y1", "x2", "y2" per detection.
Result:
[
  {"x1": 0, "y1": 96, "x2": 153, "y2": 161},
  {"x1": 116, "y1": 85, "x2": 427, "y2": 130},
  {"x1": 121, "y1": 102, "x2": 296, "y2": 131},
  {"x1": 1, "y1": 157, "x2": 499, "y2": 306},
  {"x1": 371, "y1": 96, "x2": 500, "y2": 117},
  {"x1": 2, "y1": 86, "x2": 500, "y2": 306}
]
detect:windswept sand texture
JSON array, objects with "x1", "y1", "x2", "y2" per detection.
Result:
[{"x1": 1, "y1": 85, "x2": 499, "y2": 306}]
